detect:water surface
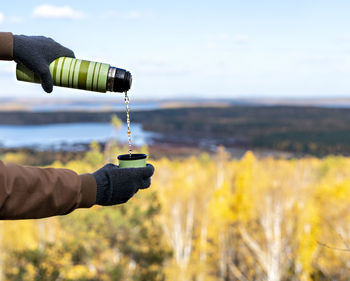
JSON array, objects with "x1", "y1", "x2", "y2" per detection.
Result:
[{"x1": 0, "y1": 123, "x2": 155, "y2": 150}]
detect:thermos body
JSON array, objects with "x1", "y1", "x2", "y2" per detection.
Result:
[{"x1": 16, "y1": 57, "x2": 132, "y2": 93}]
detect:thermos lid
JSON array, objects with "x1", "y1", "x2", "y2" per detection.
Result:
[{"x1": 113, "y1": 68, "x2": 132, "y2": 92}]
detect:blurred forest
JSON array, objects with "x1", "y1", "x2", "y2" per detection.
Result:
[
  {"x1": 3, "y1": 106, "x2": 350, "y2": 155},
  {"x1": 1, "y1": 139, "x2": 350, "y2": 280}
]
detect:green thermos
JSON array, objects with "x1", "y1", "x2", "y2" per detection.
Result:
[{"x1": 16, "y1": 57, "x2": 132, "y2": 93}]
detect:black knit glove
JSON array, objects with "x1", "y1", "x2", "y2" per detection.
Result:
[
  {"x1": 13, "y1": 35, "x2": 75, "y2": 93},
  {"x1": 93, "y1": 164, "x2": 155, "y2": 206}
]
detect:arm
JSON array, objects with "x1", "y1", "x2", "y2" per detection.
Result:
[
  {"x1": 0, "y1": 32, "x2": 13, "y2": 60},
  {"x1": 0, "y1": 160, "x2": 155, "y2": 220},
  {"x1": 0, "y1": 160, "x2": 96, "y2": 219},
  {"x1": 0, "y1": 31, "x2": 75, "y2": 93}
]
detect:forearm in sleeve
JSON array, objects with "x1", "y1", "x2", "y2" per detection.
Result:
[
  {"x1": 0, "y1": 32, "x2": 13, "y2": 60},
  {"x1": 0, "y1": 160, "x2": 96, "y2": 219}
]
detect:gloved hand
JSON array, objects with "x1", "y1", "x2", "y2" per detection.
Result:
[
  {"x1": 93, "y1": 164, "x2": 155, "y2": 206},
  {"x1": 13, "y1": 35, "x2": 75, "y2": 93}
]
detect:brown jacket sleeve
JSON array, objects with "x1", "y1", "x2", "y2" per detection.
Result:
[
  {"x1": 0, "y1": 160, "x2": 97, "y2": 220},
  {"x1": 0, "y1": 32, "x2": 13, "y2": 60}
]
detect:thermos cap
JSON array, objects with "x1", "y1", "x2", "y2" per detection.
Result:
[
  {"x1": 114, "y1": 69, "x2": 132, "y2": 92},
  {"x1": 108, "y1": 67, "x2": 132, "y2": 92}
]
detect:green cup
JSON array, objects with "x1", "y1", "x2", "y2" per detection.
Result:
[{"x1": 118, "y1": 153, "x2": 147, "y2": 168}]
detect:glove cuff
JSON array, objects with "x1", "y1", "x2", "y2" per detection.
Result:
[{"x1": 93, "y1": 168, "x2": 112, "y2": 205}]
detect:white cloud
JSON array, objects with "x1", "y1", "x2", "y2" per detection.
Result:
[
  {"x1": 0, "y1": 12, "x2": 4, "y2": 24},
  {"x1": 33, "y1": 5, "x2": 84, "y2": 20}
]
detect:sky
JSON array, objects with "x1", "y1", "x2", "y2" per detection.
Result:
[{"x1": 1, "y1": 0, "x2": 350, "y2": 100}]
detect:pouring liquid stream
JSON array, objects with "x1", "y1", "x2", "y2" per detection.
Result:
[{"x1": 124, "y1": 91, "x2": 132, "y2": 157}]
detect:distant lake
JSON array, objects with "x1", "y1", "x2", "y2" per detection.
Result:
[
  {"x1": 32, "y1": 102, "x2": 160, "y2": 112},
  {"x1": 0, "y1": 123, "x2": 157, "y2": 150}
]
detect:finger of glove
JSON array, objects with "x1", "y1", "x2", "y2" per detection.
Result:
[
  {"x1": 139, "y1": 177, "x2": 151, "y2": 189},
  {"x1": 103, "y1": 163, "x2": 118, "y2": 170},
  {"x1": 115, "y1": 184, "x2": 140, "y2": 204},
  {"x1": 59, "y1": 46, "x2": 75, "y2": 58},
  {"x1": 118, "y1": 197, "x2": 130, "y2": 204},
  {"x1": 117, "y1": 164, "x2": 154, "y2": 179},
  {"x1": 118, "y1": 194, "x2": 137, "y2": 204},
  {"x1": 38, "y1": 66, "x2": 53, "y2": 93},
  {"x1": 137, "y1": 164, "x2": 155, "y2": 179}
]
